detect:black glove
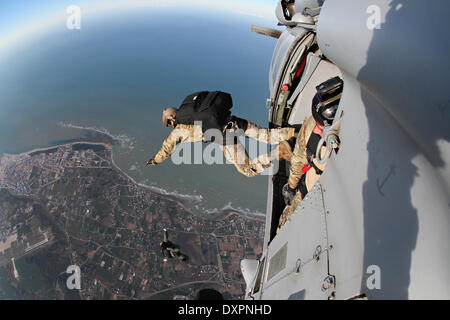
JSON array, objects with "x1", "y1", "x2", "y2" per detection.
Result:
[
  {"x1": 282, "y1": 183, "x2": 296, "y2": 206},
  {"x1": 145, "y1": 158, "x2": 157, "y2": 166}
]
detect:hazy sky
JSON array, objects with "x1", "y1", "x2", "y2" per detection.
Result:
[{"x1": 0, "y1": 0, "x2": 279, "y2": 52}]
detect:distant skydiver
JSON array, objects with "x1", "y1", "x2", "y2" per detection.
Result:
[
  {"x1": 145, "y1": 91, "x2": 295, "y2": 177},
  {"x1": 279, "y1": 76, "x2": 343, "y2": 233},
  {"x1": 160, "y1": 228, "x2": 188, "y2": 262}
]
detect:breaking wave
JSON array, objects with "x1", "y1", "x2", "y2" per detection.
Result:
[
  {"x1": 137, "y1": 181, "x2": 265, "y2": 218},
  {"x1": 201, "y1": 202, "x2": 266, "y2": 219},
  {"x1": 137, "y1": 181, "x2": 204, "y2": 203},
  {"x1": 57, "y1": 122, "x2": 135, "y2": 153}
]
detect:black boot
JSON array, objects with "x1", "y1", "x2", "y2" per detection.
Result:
[{"x1": 229, "y1": 116, "x2": 248, "y2": 132}]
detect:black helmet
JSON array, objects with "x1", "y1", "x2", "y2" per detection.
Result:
[{"x1": 311, "y1": 76, "x2": 343, "y2": 126}]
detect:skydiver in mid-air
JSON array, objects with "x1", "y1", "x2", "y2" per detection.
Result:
[
  {"x1": 160, "y1": 228, "x2": 188, "y2": 263},
  {"x1": 145, "y1": 91, "x2": 296, "y2": 177}
]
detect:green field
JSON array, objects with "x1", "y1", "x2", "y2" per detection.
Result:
[
  {"x1": 14, "y1": 257, "x2": 46, "y2": 293},
  {"x1": 0, "y1": 266, "x2": 16, "y2": 299}
]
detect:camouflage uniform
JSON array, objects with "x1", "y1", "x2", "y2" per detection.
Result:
[
  {"x1": 277, "y1": 116, "x2": 328, "y2": 232},
  {"x1": 153, "y1": 124, "x2": 203, "y2": 164},
  {"x1": 152, "y1": 121, "x2": 296, "y2": 177}
]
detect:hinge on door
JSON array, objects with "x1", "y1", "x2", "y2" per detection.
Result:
[
  {"x1": 294, "y1": 258, "x2": 302, "y2": 275},
  {"x1": 313, "y1": 245, "x2": 322, "y2": 262},
  {"x1": 321, "y1": 274, "x2": 336, "y2": 293}
]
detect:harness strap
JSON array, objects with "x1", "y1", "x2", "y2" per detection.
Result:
[
  {"x1": 305, "y1": 131, "x2": 324, "y2": 175},
  {"x1": 298, "y1": 174, "x2": 308, "y2": 198},
  {"x1": 305, "y1": 158, "x2": 323, "y2": 175}
]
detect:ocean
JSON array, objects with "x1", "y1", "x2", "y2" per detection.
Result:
[{"x1": 0, "y1": 7, "x2": 279, "y2": 217}]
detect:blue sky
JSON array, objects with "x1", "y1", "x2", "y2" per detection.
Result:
[{"x1": 0, "y1": 0, "x2": 279, "y2": 48}]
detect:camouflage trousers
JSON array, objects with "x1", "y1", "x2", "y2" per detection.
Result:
[
  {"x1": 219, "y1": 142, "x2": 281, "y2": 177},
  {"x1": 277, "y1": 191, "x2": 303, "y2": 234},
  {"x1": 217, "y1": 121, "x2": 295, "y2": 177}
]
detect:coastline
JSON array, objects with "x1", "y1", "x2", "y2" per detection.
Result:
[
  {"x1": 2, "y1": 141, "x2": 111, "y2": 158},
  {"x1": 6, "y1": 141, "x2": 265, "y2": 222}
]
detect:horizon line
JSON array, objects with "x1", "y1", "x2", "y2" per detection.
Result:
[{"x1": 0, "y1": 0, "x2": 276, "y2": 56}]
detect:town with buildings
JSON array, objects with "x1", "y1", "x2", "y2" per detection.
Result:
[{"x1": 0, "y1": 142, "x2": 264, "y2": 300}]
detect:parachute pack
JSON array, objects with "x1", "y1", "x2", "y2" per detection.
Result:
[{"x1": 175, "y1": 91, "x2": 233, "y2": 135}]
